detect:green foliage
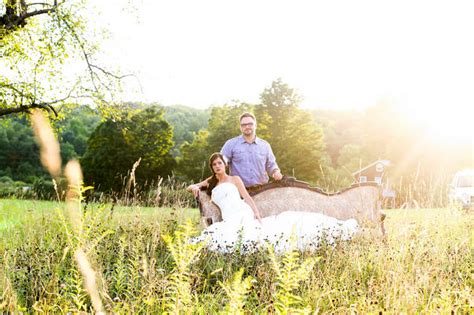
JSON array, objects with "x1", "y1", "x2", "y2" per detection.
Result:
[
  {"x1": 316, "y1": 144, "x2": 372, "y2": 191},
  {"x1": 31, "y1": 177, "x2": 56, "y2": 200},
  {"x1": 178, "y1": 130, "x2": 211, "y2": 182},
  {"x1": 0, "y1": 106, "x2": 99, "y2": 187},
  {"x1": 57, "y1": 106, "x2": 101, "y2": 158},
  {"x1": 337, "y1": 144, "x2": 368, "y2": 171},
  {"x1": 267, "y1": 241, "x2": 317, "y2": 314},
  {"x1": 0, "y1": 0, "x2": 125, "y2": 117},
  {"x1": 311, "y1": 109, "x2": 365, "y2": 166},
  {"x1": 360, "y1": 103, "x2": 408, "y2": 163},
  {"x1": 163, "y1": 105, "x2": 210, "y2": 156},
  {"x1": 0, "y1": 115, "x2": 45, "y2": 181},
  {"x1": 162, "y1": 221, "x2": 205, "y2": 314},
  {"x1": 0, "y1": 177, "x2": 34, "y2": 199},
  {"x1": 0, "y1": 176, "x2": 13, "y2": 183},
  {"x1": 220, "y1": 268, "x2": 254, "y2": 315},
  {"x1": 177, "y1": 81, "x2": 326, "y2": 184},
  {"x1": 81, "y1": 106, "x2": 176, "y2": 192},
  {"x1": 80, "y1": 119, "x2": 131, "y2": 192},
  {"x1": 256, "y1": 79, "x2": 326, "y2": 183},
  {"x1": 128, "y1": 107, "x2": 176, "y2": 186}
]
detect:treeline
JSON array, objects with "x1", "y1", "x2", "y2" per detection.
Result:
[{"x1": 0, "y1": 79, "x2": 471, "y2": 206}]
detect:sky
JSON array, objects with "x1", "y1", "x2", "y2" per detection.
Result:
[{"x1": 94, "y1": 0, "x2": 473, "y2": 137}]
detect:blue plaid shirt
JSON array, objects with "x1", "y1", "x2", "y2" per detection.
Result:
[{"x1": 221, "y1": 135, "x2": 279, "y2": 187}]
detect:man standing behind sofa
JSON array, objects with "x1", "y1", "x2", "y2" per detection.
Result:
[{"x1": 220, "y1": 112, "x2": 283, "y2": 187}]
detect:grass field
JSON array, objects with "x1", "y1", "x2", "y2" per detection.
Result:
[
  {"x1": 0, "y1": 199, "x2": 199, "y2": 231},
  {"x1": 1, "y1": 198, "x2": 472, "y2": 313}
]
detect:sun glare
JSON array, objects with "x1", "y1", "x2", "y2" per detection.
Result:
[{"x1": 406, "y1": 106, "x2": 473, "y2": 146}]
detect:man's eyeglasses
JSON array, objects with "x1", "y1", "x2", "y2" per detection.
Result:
[{"x1": 240, "y1": 122, "x2": 254, "y2": 127}]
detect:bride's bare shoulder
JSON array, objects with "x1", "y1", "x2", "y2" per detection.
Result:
[{"x1": 230, "y1": 176, "x2": 244, "y2": 185}]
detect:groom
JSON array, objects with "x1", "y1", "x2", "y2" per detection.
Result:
[{"x1": 220, "y1": 112, "x2": 283, "y2": 188}]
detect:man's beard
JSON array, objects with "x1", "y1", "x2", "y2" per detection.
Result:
[{"x1": 243, "y1": 130, "x2": 254, "y2": 137}]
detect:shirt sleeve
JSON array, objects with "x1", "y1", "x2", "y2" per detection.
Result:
[
  {"x1": 220, "y1": 139, "x2": 232, "y2": 164},
  {"x1": 265, "y1": 143, "x2": 279, "y2": 175}
]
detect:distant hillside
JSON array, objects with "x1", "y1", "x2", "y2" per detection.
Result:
[{"x1": 163, "y1": 105, "x2": 210, "y2": 156}]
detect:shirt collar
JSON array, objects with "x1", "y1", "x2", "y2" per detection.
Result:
[{"x1": 239, "y1": 134, "x2": 261, "y2": 144}]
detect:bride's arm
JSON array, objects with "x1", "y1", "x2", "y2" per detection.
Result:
[
  {"x1": 187, "y1": 177, "x2": 211, "y2": 197},
  {"x1": 233, "y1": 176, "x2": 262, "y2": 222}
]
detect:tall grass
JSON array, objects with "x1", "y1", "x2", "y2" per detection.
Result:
[
  {"x1": 395, "y1": 171, "x2": 452, "y2": 208},
  {"x1": 1, "y1": 204, "x2": 472, "y2": 313}
]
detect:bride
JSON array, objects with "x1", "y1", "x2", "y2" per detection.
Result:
[{"x1": 187, "y1": 153, "x2": 358, "y2": 253}]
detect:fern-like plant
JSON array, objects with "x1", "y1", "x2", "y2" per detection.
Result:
[
  {"x1": 267, "y1": 240, "x2": 318, "y2": 315},
  {"x1": 162, "y1": 221, "x2": 204, "y2": 314},
  {"x1": 220, "y1": 268, "x2": 253, "y2": 315}
]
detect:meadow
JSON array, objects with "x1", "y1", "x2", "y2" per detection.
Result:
[{"x1": 1, "y1": 198, "x2": 472, "y2": 313}]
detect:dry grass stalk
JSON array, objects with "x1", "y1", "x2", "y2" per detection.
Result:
[
  {"x1": 52, "y1": 178, "x2": 61, "y2": 201},
  {"x1": 74, "y1": 249, "x2": 106, "y2": 314},
  {"x1": 65, "y1": 161, "x2": 106, "y2": 314},
  {"x1": 124, "y1": 158, "x2": 141, "y2": 204},
  {"x1": 65, "y1": 160, "x2": 84, "y2": 236},
  {"x1": 30, "y1": 109, "x2": 61, "y2": 178},
  {"x1": 154, "y1": 177, "x2": 163, "y2": 206}
]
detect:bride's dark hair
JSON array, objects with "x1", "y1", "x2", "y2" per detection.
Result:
[{"x1": 206, "y1": 152, "x2": 227, "y2": 196}]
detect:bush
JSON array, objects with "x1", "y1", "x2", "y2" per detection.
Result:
[
  {"x1": 0, "y1": 176, "x2": 14, "y2": 184},
  {"x1": 0, "y1": 167, "x2": 13, "y2": 178},
  {"x1": 0, "y1": 181, "x2": 18, "y2": 198},
  {"x1": 32, "y1": 178, "x2": 56, "y2": 200},
  {"x1": 0, "y1": 178, "x2": 35, "y2": 199},
  {"x1": 32, "y1": 177, "x2": 69, "y2": 201}
]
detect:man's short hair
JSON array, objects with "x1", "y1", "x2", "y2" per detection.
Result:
[{"x1": 239, "y1": 112, "x2": 256, "y2": 122}]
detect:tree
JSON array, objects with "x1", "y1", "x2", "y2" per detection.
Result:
[
  {"x1": 58, "y1": 106, "x2": 101, "y2": 158},
  {"x1": 81, "y1": 120, "x2": 132, "y2": 192},
  {"x1": 177, "y1": 130, "x2": 211, "y2": 182},
  {"x1": 323, "y1": 144, "x2": 370, "y2": 190},
  {"x1": 81, "y1": 106, "x2": 176, "y2": 192},
  {"x1": 336, "y1": 144, "x2": 369, "y2": 173},
  {"x1": 0, "y1": 105, "x2": 99, "y2": 182},
  {"x1": 0, "y1": 115, "x2": 45, "y2": 181},
  {"x1": 127, "y1": 107, "x2": 176, "y2": 186},
  {"x1": 163, "y1": 105, "x2": 210, "y2": 156},
  {"x1": 256, "y1": 79, "x2": 326, "y2": 183},
  {"x1": 311, "y1": 109, "x2": 364, "y2": 165},
  {"x1": 0, "y1": 0, "x2": 129, "y2": 118}
]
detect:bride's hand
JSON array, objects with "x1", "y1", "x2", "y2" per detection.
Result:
[{"x1": 187, "y1": 184, "x2": 200, "y2": 197}]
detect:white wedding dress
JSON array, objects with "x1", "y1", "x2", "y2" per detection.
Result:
[{"x1": 192, "y1": 182, "x2": 358, "y2": 253}]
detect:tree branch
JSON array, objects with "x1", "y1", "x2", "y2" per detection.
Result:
[
  {"x1": 0, "y1": 81, "x2": 81, "y2": 117},
  {"x1": 90, "y1": 64, "x2": 135, "y2": 80},
  {"x1": 19, "y1": 8, "x2": 55, "y2": 22},
  {"x1": 0, "y1": 102, "x2": 57, "y2": 117},
  {"x1": 0, "y1": 0, "x2": 57, "y2": 31}
]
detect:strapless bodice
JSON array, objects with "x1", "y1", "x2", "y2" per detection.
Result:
[{"x1": 211, "y1": 182, "x2": 254, "y2": 222}]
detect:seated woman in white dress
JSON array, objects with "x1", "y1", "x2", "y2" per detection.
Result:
[{"x1": 187, "y1": 153, "x2": 358, "y2": 253}]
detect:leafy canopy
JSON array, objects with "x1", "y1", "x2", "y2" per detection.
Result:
[
  {"x1": 81, "y1": 106, "x2": 176, "y2": 192},
  {"x1": 0, "y1": 0, "x2": 129, "y2": 118}
]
